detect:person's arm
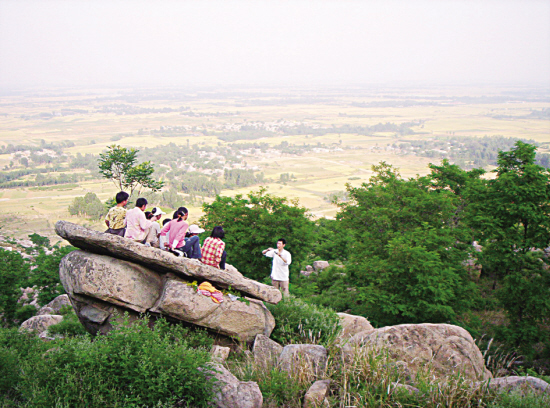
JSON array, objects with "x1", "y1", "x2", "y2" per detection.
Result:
[
  {"x1": 138, "y1": 212, "x2": 153, "y2": 231},
  {"x1": 171, "y1": 222, "x2": 189, "y2": 250},
  {"x1": 160, "y1": 221, "x2": 171, "y2": 236},
  {"x1": 263, "y1": 248, "x2": 275, "y2": 257}
]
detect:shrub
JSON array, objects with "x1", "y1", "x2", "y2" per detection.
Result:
[
  {"x1": 13, "y1": 304, "x2": 37, "y2": 323},
  {"x1": 47, "y1": 312, "x2": 87, "y2": 336},
  {"x1": 266, "y1": 296, "x2": 341, "y2": 346}
]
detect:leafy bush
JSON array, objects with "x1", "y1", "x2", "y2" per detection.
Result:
[
  {"x1": 47, "y1": 311, "x2": 87, "y2": 336},
  {"x1": 1, "y1": 316, "x2": 214, "y2": 407},
  {"x1": 266, "y1": 296, "x2": 340, "y2": 346},
  {"x1": 0, "y1": 248, "x2": 30, "y2": 326},
  {"x1": 13, "y1": 304, "x2": 37, "y2": 323}
]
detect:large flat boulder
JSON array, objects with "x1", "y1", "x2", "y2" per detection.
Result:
[
  {"x1": 56, "y1": 220, "x2": 281, "y2": 304},
  {"x1": 60, "y1": 251, "x2": 275, "y2": 341},
  {"x1": 344, "y1": 323, "x2": 492, "y2": 382},
  {"x1": 150, "y1": 274, "x2": 275, "y2": 342}
]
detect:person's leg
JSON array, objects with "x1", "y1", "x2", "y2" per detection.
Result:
[
  {"x1": 279, "y1": 280, "x2": 289, "y2": 297},
  {"x1": 190, "y1": 235, "x2": 201, "y2": 258},
  {"x1": 219, "y1": 250, "x2": 227, "y2": 270},
  {"x1": 271, "y1": 279, "x2": 281, "y2": 290}
]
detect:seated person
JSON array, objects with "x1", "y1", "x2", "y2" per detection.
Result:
[
  {"x1": 200, "y1": 226, "x2": 226, "y2": 269},
  {"x1": 144, "y1": 207, "x2": 165, "y2": 248},
  {"x1": 159, "y1": 218, "x2": 171, "y2": 249},
  {"x1": 124, "y1": 198, "x2": 154, "y2": 244},
  {"x1": 159, "y1": 208, "x2": 189, "y2": 252},
  {"x1": 104, "y1": 191, "x2": 129, "y2": 236},
  {"x1": 179, "y1": 224, "x2": 205, "y2": 258}
]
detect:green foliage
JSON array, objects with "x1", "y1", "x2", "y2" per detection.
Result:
[
  {"x1": 338, "y1": 162, "x2": 478, "y2": 327},
  {"x1": 266, "y1": 296, "x2": 341, "y2": 346},
  {"x1": 311, "y1": 217, "x2": 352, "y2": 261},
  {"x1": 466, "y1": 141, "x2": 550, "y2": 355},
  {"x1": 0, "y1": 249, "x2": 30, "y2": 326},
  {"x1": 27, "y1": 233, "x2": 50, "y2": 249},
  {"x1": 200, "y1": 188, "x2": 315, "y2": 281},
  {"x1": 28, "y1": 245, "x2": 75, "y2": 306},
  {"x1": 0, "y1": 317, "x2": 214, "y2": 407},
  {"x1": 47, "y1": 311, "x2": 87, "y2": 336},
  {"x1": 68, "y1": 192, "x2": 106, "y2": 220},
  {"x1": 489, "y1": 390, "x2": 550, "y2": 408},
  {"x1": 13, "y1": 305, "x2": 37, "y2": 323},
  {"x1": 98, "y1": 144, "x2": 164, "y2": 196}
]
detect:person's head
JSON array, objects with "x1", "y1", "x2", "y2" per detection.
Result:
[
  {"x1": 173, "y1": 207, "x2": 188, "y2": 220},
  {"x1": 115, "y1": 191, "x2": 129, "y2": 205},
  {"x1": 174, "y1": 210, "x2": 186, "y2": 222},
  {"x1": 277, "y1": 238, "x2": 286, "y2": 250},
  {"x1": 150, "y1": 207, "x2": 165, "y2": 221},
  {"x1": 135, "y1": 197, "x2": 148, "y2": 210},
  {"x1": 145, "y1": 211, "x2": 153, "y2": 220},
  {"x1": 162, "y1": 218, "x2": 171, "y2": 226},
  {"x1": 211, "y1": 226, "x2": 225, "y2": 239}
]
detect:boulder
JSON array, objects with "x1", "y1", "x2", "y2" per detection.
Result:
[
  {"x1": 55, "y1": 220, "x2": 281, "y2": 304},
  {"x1": 313, "y1": 261, "x2": 329, "y2": 271},
  {"x1": 37, "y1": 306, "x2": 55, "y2": 316},
  {"x1": 344, "y1": 323, "x2": 492, "y2": 382},
  {"x1": 150, "y1": 274, "x2": 275, "y2": 342},
  {"x1": 279, "y1": 344, "x2": 328, "y2": 378},
  {"x1": 60, "y1": 250, "x2": 163, "y2": 313},
  {"x1": 20, "y1": 315, "x2": 63, "y2": 333},
  {"x1": 210, "y1": 345, "x2": 231, "y2": 363},
  {"x1": 203, "y1": 363, "x2": 263, "y2": 408},
  {"x1": 336, "y1": 313, "x2": 374, "y2": 339},
  {"x1": 487, "y1": 376, "x2": 550, "y2": 394},
  {"x1": 43, "y1": 294, "x2": 71, "y2": 314},
  {"x1": 60, "y1": 251, "x2": 275, "y2": 341},
  {"x1": 303, "y1": 379, "x2": 331, "y2": 408},
  {"x1": 253, "y1": 333, "x2": 283, "y2": 369},
  {"x1": 391, "y1": 382, "x2": 419, "y2": 396}
]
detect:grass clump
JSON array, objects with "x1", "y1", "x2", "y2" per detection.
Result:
[
  {"x1": 0, "y1": 315, "x2": 214, "y2": 408},
  {"x1": 266, "y1": 296, "x2": 341, "y2": 346}
]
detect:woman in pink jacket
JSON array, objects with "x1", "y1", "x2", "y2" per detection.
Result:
[{"x1": 160, "y1": 208, "x2": 189, "y2": 251}]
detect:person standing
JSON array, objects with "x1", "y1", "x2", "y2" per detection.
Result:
[{"x1": 262, "y1": 238, "x2": 291, "y2": 297}]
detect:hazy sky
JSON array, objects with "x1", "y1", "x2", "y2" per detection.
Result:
[{"x1": 1, "y1": 0, "x2": 549, "y2": 88}]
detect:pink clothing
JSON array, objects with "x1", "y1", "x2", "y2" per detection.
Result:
[
  {"x1": 160, "y1": 219, "x2": 189, "y2": 249},
  {"x1": 124, "y1": 207, "x2": 153, "y2": 242}
]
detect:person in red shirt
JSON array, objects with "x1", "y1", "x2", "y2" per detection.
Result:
[{"x1": 200, "y1": 226, "x2": 226, "y2": 269}]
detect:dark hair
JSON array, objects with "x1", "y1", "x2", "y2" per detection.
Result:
[
  {"x1": 174, "y1": 210, "x2": 185, "y2": 222},
  {"x1": 162, "y1": 218, "x2": 171, "y2": 226},
  {"x1": 173, "y1": 206, "x2": 188, "y2": 219},
  {"x1": 145, "y1": 211, "x2": 153, "y2": 220},
  {"x1": 136, "y1": 197, "x2": 148, "y2": 208},
  {"x1": 211, "y1": 226, "x2": 225, "y2": 239},
  {"x1": 278, "y1": 238, "x2": 286, "y2": 245},
  {"x1": 115, "y1": 191, "x2": 129, "y2": 204}
]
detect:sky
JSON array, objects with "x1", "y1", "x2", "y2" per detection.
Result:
[{"x1": 0, "y1": 0, "x2": 549, "y2": 88}]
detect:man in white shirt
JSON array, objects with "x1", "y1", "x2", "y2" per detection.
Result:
[{"x1": 262, "y1": 238, "x2": 292, "y2": 297}]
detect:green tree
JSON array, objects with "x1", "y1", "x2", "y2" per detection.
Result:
[
  {"x1": 98, "y1": 145, "x2": 164, "y2": 196},
  {"x1": 68, "y1": 192, "x2": 106, "y2": 220},
  {"x1": 0, "y1": 249, "x2": 30, "y2": 325},
  {"x1": 338, "y1": 162, "x2": 478, "y2": 326},
  {"x1": 466, "y1": 141, "x2": 550, "y2": 355},
  {"x1": 200, "y1": 188, "x2": 315, "y2": 281}
]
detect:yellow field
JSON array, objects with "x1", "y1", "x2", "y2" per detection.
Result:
[{"x1": 0, "y1": 86, "x2": 549, "y2": 240}]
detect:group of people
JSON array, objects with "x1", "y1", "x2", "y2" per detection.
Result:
[
  {"x1": 104, "y1": 191, "x2": 292, "y2": 295},
  {"x1": 104, "y1": 191, "x2": 226, "y2": 269}
]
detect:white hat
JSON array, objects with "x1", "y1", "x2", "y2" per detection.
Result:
[
  {"x1": 188, "y1": 225, "x2": 205, "y2": 234},
  {"x1": 151, "y1": 207, "x2": 166, "y2": 216}
]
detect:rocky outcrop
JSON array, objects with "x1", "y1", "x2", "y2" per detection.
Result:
[
  {"x1": 487, "y1": 376, "x2": 550, "y2": 394},
  {"x1": 56, "y1": 221, "x2": 281, "y2": 304},
  {"x1": 336, "y1": 312, "x2": 374, "y2": 340},
  {"x1": 203, "y1": 363, "x2": 263, "y2": 408},
  {"x1": 344, "y1": 323, "x2": 492, "y2": 382},
  {"x1": 253, "y1": 334, "x2": 283, "y2": 369},
  {"x1": 20, "y1": 314, "x2": 63, "y2": 333},
  {"x1": 279, "y1": 344, "x2": 328, "y2": 378},
  {"x1": 59, "y1": 250, "x2": 275, "y2": 341},
  {"x1": 303, "y1": 380, "x2": 331, "y2": 408},
  {"x1": 312, "y1": 261, "x2": 330, "y2": 271},
  {"x1": 39, "y1": 294, "x2": 71, "y2": 314}
]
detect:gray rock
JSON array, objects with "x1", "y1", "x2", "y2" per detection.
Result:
[
  {"x1": 20, "y1": 315, "x2": 63, "y2": 333},
  {"x1": 210, "y1": 345, "x2": 231, "y2": 363},
  {"x1": 279, "y1": 344, "x2": 328, "y2": 377},
  {"x1": 336, "y1": 312, "x2": 374, "y2": 340},
  {"x1": 37, "y1": 306, "x2": 55, "y2": 316},
  {"x1": 391, "y1": 382, "x2": 419, "y2": 395},
  {"x1": 55, "y1": 220, "x2": 281, "y2": 304},
  {"x1": 203, "y1": 363, "x2": 263, "y2": 408},
  {"x1": 44, "y1": 294, "x2": 71, "y2": 314},
  {"x1": 312, "y1": 261, "x2": 330, "y2": 271},
  {"x1": 253, "y1": 334, "x2": 283, "y2": 369},
  {"x1": 343, "y1": 323, "x2": 492, "y2": 382},
  {"x1": 303, "y1": 379, "x2": 331, "y2": 408},
  {"x1": 487, "y1": 376, "x2": 550, "y2": 394},
  {"x1": 150, "y1": 274, "x2": 275, "y2": 342}
]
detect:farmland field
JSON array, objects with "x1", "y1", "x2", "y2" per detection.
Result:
[{"x1": 0, "y1": 86, "x2": 549, "y2": 241}]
